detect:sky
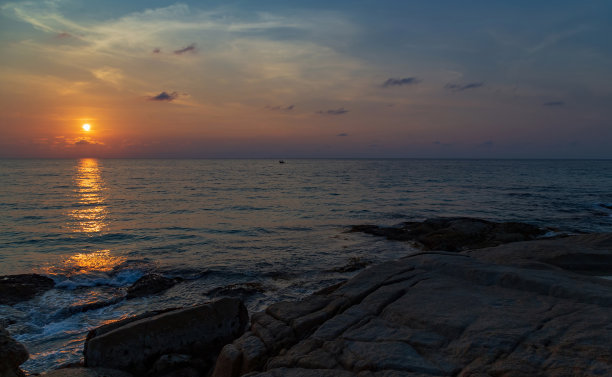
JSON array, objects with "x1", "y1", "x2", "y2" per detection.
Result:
[{"x1": 1, "y1": 0, "x2": 611, "y2": 158}]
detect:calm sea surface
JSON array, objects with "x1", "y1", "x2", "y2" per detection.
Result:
[{"x1": 1, "y1": 159, "x2": 611, "y2": 372}]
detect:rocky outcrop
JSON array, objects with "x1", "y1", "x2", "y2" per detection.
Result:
[
  {"x1": 84, "y1": 298, "x2": 248, "y2": 376},
  {"x1": 213, "y1": 234, "x2": 612, "y2": 377},
  {"x1": 126, "y1": 273, "x2": 180, "y2": 299},
  {"x1": 350, "y1": 217, "x2": 546, "y2": 251},
  {"x1": 0, "y1": 325, "x2": 28, "y2": 377},
  {"x1": 0, "y1": 274, "x2": 55, "y2": 305}
]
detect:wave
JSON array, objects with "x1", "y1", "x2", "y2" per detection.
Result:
[{"x1": 53, "y1": 269, "x2": 144, "y2": 290}]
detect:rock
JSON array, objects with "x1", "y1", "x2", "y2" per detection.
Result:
[
  {"x1": 213, "y1": 234, "x2": 612, "y2": 377},
  {"x1": 0, "y1": 274, "x2": 55, "y2": 305},
  {"x1": 350, "y1": 217, "x2": 546, "y2": 251},
  {"x1": 126, "y1": 274, "x2": 178, "y2": 299},
  {"x1": 40, "y1": 367, "x2": 133, "y2": 377},
  {"x1": 327, "y1": 257, "x2": 372, "y2": 273},
  {"x1": 465, "y1": 232, "x2": 612, "y2": 276},
  {"x1": 0, "y1": 325, "x2": 28, "y2": 377},
  {"x1": 84, "y1": 297, "x2": 248, "y2": 375},
  {"x1": 206, "y1": 282, "x2": 267, "y2": 299},
  {"x1": 150, "y1": 354, "x2": 191, "y2": 374},
  {"x1": 58, "y1": 296, "x2": 124, "y2": 316}
]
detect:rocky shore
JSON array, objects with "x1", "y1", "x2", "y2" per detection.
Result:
[{"x1": 2, "y1": 218, "x2": 612, "y2": 377}]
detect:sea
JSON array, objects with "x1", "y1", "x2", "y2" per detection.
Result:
[{"x1": 1, "y1": 159, "x2": 611, "y2": 373}]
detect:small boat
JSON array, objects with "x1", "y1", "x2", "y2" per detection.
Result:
[{"x1": 279, "y1": 160, "x2": 285, "y2": 164}]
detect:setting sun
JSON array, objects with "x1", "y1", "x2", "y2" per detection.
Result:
[{"x1": 82, "y1": 124, "x2": 91, "y2": 132}]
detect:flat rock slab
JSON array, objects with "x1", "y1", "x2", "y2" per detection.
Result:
[{"x1": 214, "y1": 234, "x2": 612, "y2": 377}]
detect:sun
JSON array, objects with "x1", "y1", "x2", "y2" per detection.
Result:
[{"x1": 82, "y1": 123, "x2": 91, "y2": 132}]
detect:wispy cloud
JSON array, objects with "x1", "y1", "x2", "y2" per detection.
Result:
[
  {"x1": 317, "y1": 108, "x2": 348, "y2": 115},
  {"x1": 266, "y1": 104, "x2": 295, "y2": 111},
  {"x1": 337, "y1": 133, "x2": 348, "y2": 137},
  {"x1": 543, "y1": 101, "x2": 565, "y2": 107},
  {"x1": 149, "y1": 91, "x2": 178, "y2": 101},
  {"x1": 174, "y1": 43, "x2": 196, "y2": 55},
  {"x1": 91, "y1": 67, "x2": 123, "y2": 86},
  {"x1": 445, "y1": 82, "x2": 484, "y2": 92},
  {"x1": 382, "y1": 77, "x2": 420, "y2": 88},
  {"x1": 70, "y1": 137, "x2": 104, "y2": 146}
]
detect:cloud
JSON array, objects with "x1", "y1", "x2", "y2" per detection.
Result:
[
  {"x1": 92, "y1": 67, "x2": 123, "y2": 86},
  {"x1": 382, "y1": 77, "x2": 420, "y2": 88},
  {"x1": 152, "y1": 48, "x2": 161, "y2": 54},
  {"x1": 174, "y1": 43, "x2": 196, "y2": 55},
  {"x1": 149, "y1": 91, "x2": 178, "y2": 101},
  {"x1": 317, "y1": 108, "x2": 348, "y2": 115},
  {"x1": 337, "y1": 133, "x2": 348, "y2": 137},
  {"x1": 445, "y1": 82, "x2": 484, "y2": 92},
  {"x1": 71, "y1": 137, "x2": 103, "y2": 146},
  {"x1": 266, "y1": 104, "x2": 295, "y2": 111},
  {"x1": 56, "y1": 32, "x2": 71, "y2": 38},
  {"x1": 543, "y1": 101, "x2": 565, "y2": 107}
]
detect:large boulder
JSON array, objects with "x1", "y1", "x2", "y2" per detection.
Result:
[
  {"x1": 351, "y1": 217, "x2": 546, "y2": 251},
  {"x1": 0, "y1": 325, "x2": 28, "y2": 377},
  {"x1": 84, "y1": 298, "x2": 248, "y2": 375},
  {"x1": 0, "y1": 274, "x2": 55, "y2": 305}
]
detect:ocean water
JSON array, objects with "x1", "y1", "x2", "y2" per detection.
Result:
[{"x1": 1, "y1": 158, "x2": 611, "y2": 373}]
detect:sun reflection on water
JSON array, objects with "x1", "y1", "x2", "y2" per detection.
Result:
[
  {"x1": 45, "y1": 250, "x2": 126, "y2": 276},
  {"x1": 70, "y1": 158, "x2": 108, "y2": 233}
]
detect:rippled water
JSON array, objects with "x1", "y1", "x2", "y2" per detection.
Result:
[{"x1": 1, "y1": 159, "x2": 611, "y2": 372}]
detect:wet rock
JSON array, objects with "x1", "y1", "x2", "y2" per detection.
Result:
[
  {"x1": 206, "y1": 282, "x2": 267, "y2": 299},
  {"x1": 40, "y1": 367, "x2": 133, "y2": 377},
  {"x1": 328, "y1": 257, "x2": 372, "y2": 273},
  {"x1": 0, "y1": 274, "x2": 55, "y2": 305},
  {"x1": 213, "y1": 234, "x2": 612, "y2": 377},
  {"x1": 351, "y1": 217, "x2": 545, "y2": 251},
  {"x1": 0, "y1": 325, "x2": 28, "y2": 377},
  {"x1": 126, "y1": 274, "x2": 179, "y2": 299},
  {"x1": 58, "y1": 296, "x2": 125, "y2": 317},
  {"x1": 84, "y1": 297, "x2": 248, "y2": 375}
]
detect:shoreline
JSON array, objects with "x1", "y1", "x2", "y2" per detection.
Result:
[{"x1": 2, "y1": 218, "x2": 612, "y2": 376}]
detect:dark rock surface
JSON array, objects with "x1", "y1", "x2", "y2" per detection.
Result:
[
  {"x1": 206, "y1": 282, "x2": 267, "y2": 299},
  {"x1": 84, "y1": 298, "x2": 248, "y2": 376},
  {"x1": 0, "y1": 325, "x2": 28, "y2": 377},
  {"x1": 350, "y1": 217, "x2": 546, "y2": 251},
  {"x1": 0, "y1": 274, "x2": 55, "y2": 305},
  {"x1": 40, "y1": 367, "x2": 133, "y2": 377},
  {"x1": 126, "y1": 273, "x2": 180, "y2": 299},
  {"x1": 213, "y1": 233, "x2": 612, "y2": 377},
  {"x1": 327, "y1": 257, "x2": 372, "y2": 273}
]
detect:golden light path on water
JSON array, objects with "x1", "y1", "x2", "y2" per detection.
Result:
[
  {"x1": 49, "y1": 159, "x2": 125, "y2": 275},
  {"x1": 70, "y1": 158, "x2": 107, "y2": 233}
]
